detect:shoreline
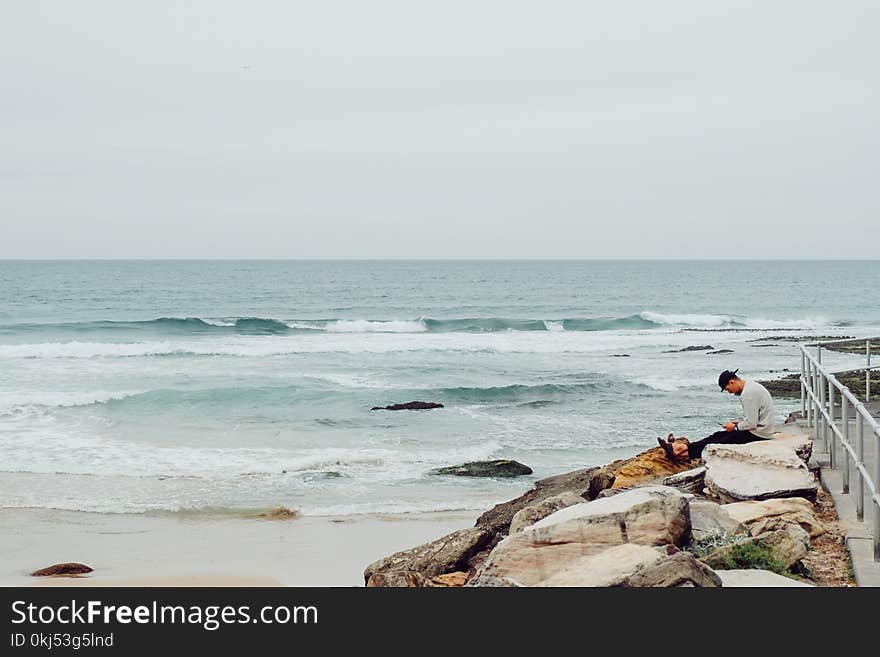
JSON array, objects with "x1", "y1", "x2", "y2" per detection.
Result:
[{"x1": 0, "y1": 507, "x2": 479, "y2": 587}]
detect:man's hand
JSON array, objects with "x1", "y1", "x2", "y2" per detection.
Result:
[{"x1": 723, "y1": 421, "x2": 737, "y2": 432}]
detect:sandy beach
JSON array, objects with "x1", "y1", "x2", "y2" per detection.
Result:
[{"x1": 1, "y1": 508, "x2": 478, "y2": 587}]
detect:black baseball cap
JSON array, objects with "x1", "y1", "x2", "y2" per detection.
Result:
[{"x1": 718, "y1": 369, "x2": 739, "y2": 390}]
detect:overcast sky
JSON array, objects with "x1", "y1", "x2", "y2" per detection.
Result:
[{"x1": 1, "y1": 1, "x2": 877, "y2": 258}]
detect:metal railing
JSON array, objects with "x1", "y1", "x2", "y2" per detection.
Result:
[{"x1": 800, "y1": 337, "x2": 880, "y2": 561}]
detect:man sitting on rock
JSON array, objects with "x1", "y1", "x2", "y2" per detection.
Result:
[{"x1": 659, "y1": 369, "x2": 776, "y2": 461}]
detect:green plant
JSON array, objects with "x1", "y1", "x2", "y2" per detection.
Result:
[
  {"x1": 686, "y1": 531, "x2": 749, "y2": 559},
  {"x1": 717, "y1": 542, "x2": 788, "y2": 575}
]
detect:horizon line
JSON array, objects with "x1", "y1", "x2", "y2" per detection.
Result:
[{"x1": 1, "y1": 257, "x2": 879, "y2": 262}]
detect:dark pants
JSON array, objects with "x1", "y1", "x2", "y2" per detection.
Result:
[{"x1": 687, "y1": 429, "x2": 762, "y2": 459}]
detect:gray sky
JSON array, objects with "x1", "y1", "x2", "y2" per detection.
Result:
[{"x1": 1, "y1": 1, "x2": 877, "y2": 258}]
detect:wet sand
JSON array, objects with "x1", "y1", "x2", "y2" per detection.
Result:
[{"x1": 1, "y1": 508, "x2": 478, "y2": 587}]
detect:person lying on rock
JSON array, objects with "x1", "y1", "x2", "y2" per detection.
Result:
[{"x1": 658, "y1": 369, "x2": 776, "y2": 461}]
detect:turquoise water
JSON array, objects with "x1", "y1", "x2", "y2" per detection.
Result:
[{"x1": 1, "y1": 260, "x2": 877, "y2": 515}]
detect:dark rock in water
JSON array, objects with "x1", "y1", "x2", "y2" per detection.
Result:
[
  {"x1": 663, "y1": 345, "x2": 714, "y2": 353},
  {"x1": 371, "y1": 401, "x2": 444, "y2": 411},
  {"x1": 749, "y1": 335, "x2": 855, "y2": 344},
  {"x1": 752, "y1": 344, "x2": 779, "y2": 348},
  {"x1": 431, "y1": 459, "x2": 532, "y2": 478},
  {"x1": 759, "y1": 374, "x2": 801, "y2": 397},
  {"x1": 31, "y1": 563, "x2": 93, "y2": 577},
  {"x1": 706, "y1": 349, "x2": 734, "y2": 355},
  {"x1": 761, "y1": 368, "x2": 879, "y2": 399},
  {"x1": 612, "y1": 354, "x2": 631, "y2": 357}
]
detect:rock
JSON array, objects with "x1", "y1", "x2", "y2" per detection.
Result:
[
  {"x1": 717, "y1": 569, "x2": 813, "y2": 587},
  {"x1": 371, "y1": 401, "x2": 444, "y2": 411},
  {"x1": 612, "y1": 354, "x2": 631, "y2": 357},
  {"x1": 662, "y1": 345, "x2": 714, "y2": 353},
  {"x1": 663, "y1": 466, "x2": 706, "y2": 495},
  {"x1": 534, "y1": 544, "x2": 663, "y2": 586},
  {"x1": 624, "y1": 551, "x2": 722, "y2": 588},
  {"x1": 755, "y1": 525, "x2": 811, "y2": 567},
  {"x1": 429, "y1": 572, "x2": 469, "y2": 587},
  {"x1": 363, "y1": 526, "x2": 494, "y2": 586},
  {"x1": 689, "y1": 499, "x2": 747, "y2": 541},
  {"x1": 31, "y1": 563, "x2": 93, "y2": 577},
  {"x1": 608, "y1": 442, "x2": 698, "y2": 490},
  {"x1": 706, "y1": 349, "x2": 734, "y2": 355},
  {"x1": 468, "y1": 486, "x2": 691, "y2": 587},
  {"x1": 771, "y1": 430, "x2": 813, "y2": 462},
  {"x1": 474, "y1": 466, "x2": 615, "y2": 537},
  {"x1": 700, "y1": 524, "x2": 810, "y2": 570},
  {"x1": 256, "y1": 506, "x2": 299, "y2": 520},
  {"x1": 722, "y1": 498, "x2": 825, "y2": 538},
  {"x1": 365, "y1": 571, "x2": 428, "y2": 587},
  {"x1": 367, "y1": 570, "x2": 471, "y2": 587},
  {"x1": 758, "y1": 374, "x2": 802, "y2": 397},
  {"x1": 492, "y1": 541, "x2": 722, "y2": 588},
  {"x1": 702, "y1": 441, "x2": 818, "y2": 503},
  {"x1": 784, "y1": 411, "x2": 804, "y2": 424},
  {"x1": 431, "y1": 459, "x2": 532, "y2": 478},
  {"x1": 509, "y1": 492, "x2": 585, "y2": 534}
]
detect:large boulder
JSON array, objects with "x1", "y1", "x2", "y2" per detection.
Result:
[
  {"x1": 468, "y1": 486, "x2": 691, "y2": 587},
  {"x1": 702, "y1": 442, "x2": 818, "y2": 503},
  {"x1": 363, "y1": 526, "x2": 493, "y2": 586},
  {"x1": 717, "y1": 570, "x2": 813, "y2": 587},
  {"x1": 474, "y1": 466, "x2": 615, "y2": 537},
  {"x1": 536, "y1": 544, "x2": 721, "y2": 587},
  {"x1": 431, "y1": 460, "x2": 532, "y2": 478},
  {"x1": 534, "y1": 544, "x2": 662, "y2": 587},
  {"x1": 722, "y1": 498, "x2": 825, "y2": 538},
  {"x1": 608, "y1": 444, "x2": 699, "y2": 490},
  {"x1": 509, "y1": 492, "x2": 585, "y2": 534},
  {"x1": 689, "y1": 499, "x2": 747, "y2": 541},
  {"x1": 700, "y1": 524, "x2": 810, "y2": 571}
]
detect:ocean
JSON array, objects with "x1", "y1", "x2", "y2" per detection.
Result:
[{"x1": 1, "y1": 260, "x2": 877, "y2": 517}]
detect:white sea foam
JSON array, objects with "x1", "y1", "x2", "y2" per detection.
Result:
[
  {"x1": 321, "y1": 319, "x2": 428, "y2": 333},
  {"x1": 544, "y1": 320, "x2": 565, "y2": 332},
  {"x1": 640, "y1": 311, "x2": 736, "y2": 327},
  {"x1": 0, "y1": 390, "x2": 144, "y2": 415},
  {"x1": 641, "y1": 310, "x2": 833, "y2": 330},
  {"x1": 739, "y1": 316, "x2": 831, "y2": 329}
]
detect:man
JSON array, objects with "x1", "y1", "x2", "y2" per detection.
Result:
[{"x1": 659, "y1": 369, "x2": 776, "y2": 461}]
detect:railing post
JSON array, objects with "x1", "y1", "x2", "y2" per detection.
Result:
[
  {"x1": 875, "y1": 425, "x2": 880, "y2": 562},
  {"x1": 841, "y1": 394, "x2": 849, "y2": 494},
  {"x1": 820, "y1": 370, "x2": 827, "y2": 450},
  {"x1": 856, "y1": 410, "x2": 864, "y2": 522},
  {"x1": 801, "y1": 351, "x2": 806, "y2": 419},
  {"x1": 806, "y1": 358, "x2": 813, "y2": 427},
  {"x1": 868, "y1": 339, "x2": 872, "y2": 402},
  {"x1": 828, "y1": 378, "x2": 835, "y2": 470}
]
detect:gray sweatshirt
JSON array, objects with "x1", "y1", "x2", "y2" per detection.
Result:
[{"x1": 735, "y1": 379, "x2": 776, "y2": 439}]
